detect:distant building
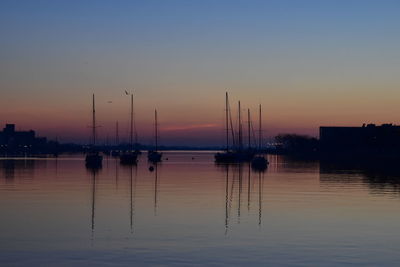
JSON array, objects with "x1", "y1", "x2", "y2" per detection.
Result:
[
  {"x1": 0, "y1": 124, "x2": 48, "y2": 155},
  {"x1": 320, "y1": 124, "x2": 400, "y2": 158}
]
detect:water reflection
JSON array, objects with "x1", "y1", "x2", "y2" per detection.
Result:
[
  {"x1": 269, "y1": 154, "x2": 319, "y2": 173},
  {"x1": 1, "y1": 160, "x2": 17, "y2": 180},
  {"x1": 320, "y1": 160, "x2": 400, "y2": 196},
  {"x1": 258, "y1": 171, "x2": 263, "y2": 227},
  {"x1": 1, "y1": 154, "x2": 400, "y2": 266},
  {"x1": 130, "y1": 165, "x2": 137, "y2": 233},
  {"x1": 0, "y1": 159, "x2": 37, "y2": 180},
  {"x1": 85, "y1": 159, "x2": 162, "y2": 237},
  {"x1": 153, "y1": 163, "x2": 159, "y2": 216},
  {"x1": 219, "y1": 162, "x2": 265, "y2": 235},
  {"x1": 86, "y1": 167, "x2": 101, "y2": 239},
  {"x1": 91, "y1": 169, "x2": 96, "y2": 236},
  {"x1": 85, "y1": 161, "x2": 102, "y2": 244}
]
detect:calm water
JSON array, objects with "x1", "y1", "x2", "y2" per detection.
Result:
[{"x1": 1, "y1": 152, "x2": 400, "y2": 266}]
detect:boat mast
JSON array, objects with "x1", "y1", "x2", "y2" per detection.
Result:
[
  {"x1": 92, "y1": 94, "x2": 96, "y2": 146},
  {"x1": 238, "y1": 101, "x2": 242, "y2": 151},
  {"x1": 225, "y1": 92, "x2": 229, "y2": 152},
  {"x1": 248, "y1": 109, "x2": 251, "y2": 150},
  {"x1": 130, "y1": 94, "x2": 133, "y2": 150},
  {"x1": 155, "y1": 109, "x2": 158, "y2": 151},
  {"x1": 134, "y1": 112, "x2": 138, "y2": 150},
  {"x1": 132, "y1": 92, "x2": 138, "y2": 150},
  {"x1": 229, "y1": 99, "x2": 236, "y2": 148},
  {"x1": 258, "y1": 104, "x2": 262, "y2": 151}
]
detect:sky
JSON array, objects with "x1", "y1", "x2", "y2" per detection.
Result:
[{"x1": 1, "y1": 0, "x2": 400, "y2": 146}]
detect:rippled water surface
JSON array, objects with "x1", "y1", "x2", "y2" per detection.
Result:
[{"x1": 1, "y1": 152, "x2": 400, "y2": 266}]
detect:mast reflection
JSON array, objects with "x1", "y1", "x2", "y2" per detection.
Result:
[
  {"x1": 238, "y1": 163, "x2": 242, "y2": 224},
  {"x1": 129, "y1": 164, "x2": 137, "y2": 234},
  {"x1": 257, "y1": 170, "x2": 263, "y2": 227},
  {"x1": 247, "y1": 163, "x2": 251, "y2": 212},
  {"x1": 222, "y1": 162, "x2": 266, "y2": 234},
  {"x1": 224, "y1": 164, "x2": 229, "y2": 234},
  {"x1": 87, "y1": 166, "x2": 101, "y2": 240},
  {"x1": 153, "y1": 163, "x2": 159, "y2": 216}
]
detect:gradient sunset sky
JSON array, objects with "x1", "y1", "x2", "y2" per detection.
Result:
[{"x1": 1, "y1": 0, "x2": 400, "y2": 146}]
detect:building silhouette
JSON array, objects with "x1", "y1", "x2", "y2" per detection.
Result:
[
  {"x1": 0, "y1": 124, "x2": 49, "y2": 156},
  {"x1": 320, "y1": 123, "x2": 400, "y2": 159}
]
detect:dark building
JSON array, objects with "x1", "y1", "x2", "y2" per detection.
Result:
[
  {"x1": 0, "y1": 124, "x2": 48, "y2": 155},
  {"x1": 320, "y1": 124, "x2": 400, "y2": 159}
]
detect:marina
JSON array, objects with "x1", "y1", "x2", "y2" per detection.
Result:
[{"x1": 2, "y1": 1, "x2": 400, "y2": 265}]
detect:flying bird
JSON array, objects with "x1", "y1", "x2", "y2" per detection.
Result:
[
  {"x1": 107, "y1": 101, "x2": 112, "y2": 104},
  {"x1": 125, "y1": 90, "x2": 129, "y2": 95}
]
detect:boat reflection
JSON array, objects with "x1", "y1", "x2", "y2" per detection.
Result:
[
  {"x1": 129, "y1": 165, "x2": 137, "y2": 233},
  {"x1": 219, "y1": 162, "x2": 265, "y2": 235},
  {"x1": 87, "y1": 167, "x2": 100, "y2": 239},
  {"x1": 153, "y1": 163, "x2": 159, "y2": 216},
  {"x1": 85, "y1": 160, "x2": 103, "y2": 243},
  {"x1": 4, "y1": 153, "x2": 400, "y2": 247},
  {"x1": 119, "y1": 163, "x2": 138, "y2": 234}
]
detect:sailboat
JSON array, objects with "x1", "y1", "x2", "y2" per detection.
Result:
[
  {"x1": 215, "y1": 92, "x2": 237, "y2": 163},
  {"x1": 215, "y1": 93, "x2": 255, "y2": 162},
  {"x1": 120, "y1": 93, "x2": 138, "y2": 164},
  {"x1": 251, "y1": 104, "x2": 268, "y2": 170},
  {"x1": 85, "y1": 94, "x2": 103, "y2": 167},
  {"x1": 148, "y1": 109, "x2": 162, "y2": 162},
  {"x1": 236, "y1": 107, "x2": 256, "y2": 161}
]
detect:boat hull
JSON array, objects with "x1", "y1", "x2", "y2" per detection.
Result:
[
  {"x1": 85, "y1": 153, "x2": 103, "y2": 167},
  {"x1": 148, "y1": 151, "x2": 162, "y2": 162},
  {"x1": 251, "y1": 156, "x2": 268, "y2": 171},
  {"x1": 120, "y1": 153, "x2": 138, "y2": 165}
]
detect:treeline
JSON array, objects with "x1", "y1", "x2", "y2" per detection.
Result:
[{"x1": 271, "y1": 134, "x2": 319, "y2": 158}]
